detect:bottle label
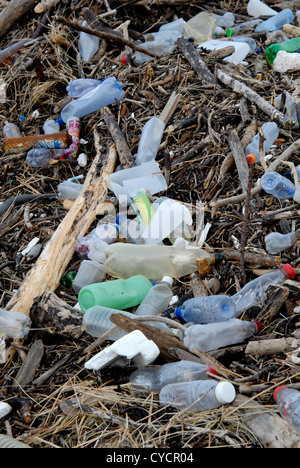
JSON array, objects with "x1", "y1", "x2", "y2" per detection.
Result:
[{"x1": 283, "y1": 394, "x2": 300, "y2": 418}]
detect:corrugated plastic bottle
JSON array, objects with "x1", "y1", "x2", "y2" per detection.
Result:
[
  {"x1": 232, "y1": 264, "x2": 295, "y2": 316},
  {"x1": 129, "y1": 360, "x2": 219, "y2": 393},
  {"x1": 255, "y1": 9, "x2": 294, "y2": 33},
  {"x1": 183, "y1": 318, "x2": 262, "y2": 352},
  {"x1": 174, "y1": 295, "x2": 236, "y2": 324},
  {"x1": 260, "y1": 172, "x2": 295, "y2": 199},
  {"x1": 135, "y1": 276, "x2": 173, "y2": 317},
  {"x1": 245, "y1": 122, "x2": 279, "y2": 162},
  {"x1": 159, "y1": 379, "x2": 236, "y2": 411},
  {"x1": 274, "y1": 386, "x2": 300, "y2": 434},
  {"x1": 82, "y1": 305, "x2": 135, "y2": 341}
]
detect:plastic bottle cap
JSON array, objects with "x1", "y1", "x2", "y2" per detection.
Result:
[
  {"x1": 206, "y1": 366, "x2": 219, "y2": 376},
  {"x1": 174, "y1": 306, "x2": 182, "y2": 318},
  {"x1": 162, "y1": 276, "x2": 173, "y2": 286},
  {"x1": 281, "y1": 264, "x2": 296, "y2": 279},
  {"x1": 274, "y1": 386, "x2": 288, "y2": 400},
  {"x1": 246, "y1": 153, "x2": 256, "y2": 164},
  {"x1": 254, "y1": 321, "x2": 263, "y2": 333},
  {"x1": 215, "y1": 382, "x2": 236, "y2": 404},
  {"x1": 121, "y1": 55, "x2": 128, "y2": 64}
]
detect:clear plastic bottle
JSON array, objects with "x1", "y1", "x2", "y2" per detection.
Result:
[
  {"x1": 247, "y1": 0, "x2": 277, "y2": 17},
  {"x1": 57, "y1": 180, "x2": 83, "y2": 200},
  {"x1": 104, "y1": 243, "x2": 217, "y2": 280},
  {"x1": 61, "y1": 76, "x2": 124, "y2": 123},
  {"x1": 159, "y1": 379, "x2": 236, "y2": 411},
  {"x1": 26, "y1": 148, "x2": 53, "y2": 167},
  {"x1": 260, "y1": 172, "x2": 295, "y2": 199},
  {"x1": 183, "y1": 319, "x2": 262, "y2": 352},
  {"x1": 231, "y1": 19, "x2": 263, "y2": 34},
  {"x1": 232, "y1": 264, "x2": 295, "y2": 316},
  {"x1": 79, "y1": 20, "x2": 99, "y2": 62},
  {"x1": 0, "y1": 308, "x2": 31, "y2": 339},
  {"x1": 255, "y1": 9, "x2": 294, "y2": 33},
  {"x1": 214, "y1": 12, "x2": 235, "y2": 28},
  {"x1": 183, "y1": 11, "x2": 217, "y2": 45},
  {"x1": 115, "y1": 214, "x2": 142, "y2": 244},
  {"x1": 274, "y1": 386, "x2": 300, "y2": 434},
  {"x1": 129, "y1": 360, "x2": 219, "y2": 393},
  {"x1": 135, "y1": 117, "x2": 166, "y2": 165},
  {"x1": 78, "y1": 275, "x2": 153, "y2": 312},
  {"x1": 66, "y1": 78, "x2": 103, "y2": 98},
  {"x1": 174, "y1": 295, "x2": 236, "y2": 324},
  {"x1": 3, "y1": 122, "x2": 22, "y2": 138},
  {"x1": 75, "y1": 223, "x2": 119, "y2": 258},
  {"x1": 245, "y1": 122, "x2": 279, "y2": 162},
  {"x1": 265, "y1": 231, "x2": 297, "y2": 255},
  {"x1": 135, "y1": 276, "x2": 173, "y2": 317},
  {"x1": 82, "y1": 305, "x2": 135, "y2": 341},
  {"x1": 72, "y1": 260, "x2": 106, "y2": 294}
]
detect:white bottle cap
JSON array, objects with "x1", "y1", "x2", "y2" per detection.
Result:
[
  {"x1": 162, "y1": 276, "x2": 173, "y2": 286},
  {"x1": 215, "y1": 382, "x2": 236, "y2": 404}
]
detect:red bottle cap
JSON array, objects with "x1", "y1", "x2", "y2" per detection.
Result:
[
  {"x1": 121, "y1": 55, "x2": 128, "y2": 64},
  {"x1": 206, "y1": 365, "x2": 219, "y2": 376},
  {"x1": 274, "y1": 386, "x2": 288, "y2": 400},
  {"x1": 246, "y1": 153, "x2": 256, "y2": 164},
  {"x1": 281, "y1": 264, "x2": 296, "y2": 279},
  {"x1": 254, "y1": 321, "x2": 263, "y2": 333}
]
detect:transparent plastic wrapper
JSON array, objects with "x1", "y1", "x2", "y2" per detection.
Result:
[
  {"x1": 245, "y1": 122, "x2": 279, "y2": 162},
  {"x1": 275, "y1": 92, "x2": 298, "y2": 127},
  {"x1": 260, "y1": 172, "x2": 295, "y2": 199},
  {"x1": 265, "y1": 231, "x2": 297, "y2": 255},
  {"x1": 79, "y1": 20, "x2": 99, "y2": 62},
  {"x1": 174, "y1": 295, "x2": 236, "y2": 324},
  {"x1": 43, "y1": 119, "x2": 60, "y2": 134},
  {"x1": 183, "y1": 11, "x2": 217, "y2": 45},
  {"x1": 135, "y1": 117, "x2": 166, "y2": 165},
  {"x1": 247, "y1": 0, "x2": 277, "y2": 17},
  {"x1": 72, "y1": 260, "x2": 106, "y2": 294},
  {"x1": 199, "y1": 39, "x2": 250, "y2": 63},
  {"x1": 232, "y1": 264, "x2": 295, "y2": 316},
  {"x1": 183, "y1": 319, "x2": 262, "y2": 352},
  {"x1": 274, "y1": 386, "x2": 300, "y2": 434},
  {"x1": 0, "y1": 308, "x2": 31, "y2": 339},
  {"x1": 255, "y1": 9, "x2": 294, "y2": 33},
  {"x1": 66, "y1": 78, "x2": 103, "y2": 98},
  {"x1": 61, "y1": 77, "x2": 124, "y2": 122},
  {"x1": 57, "y1": 180, "x2": 82, "y2": 200},
  {"x1": 159, "y1": 379, "x2": 236, "y2": 412}
]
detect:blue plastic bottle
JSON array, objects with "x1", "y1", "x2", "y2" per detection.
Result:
[
  {"x1": 255, "y1": 9, "x2": 294, "y2": 33},
  {"x1": 260, "y1": 172, "x2": 295, "y2": 199},
  {"x1": 174, "y1": 295, "x2": 236, "y2": 324}
]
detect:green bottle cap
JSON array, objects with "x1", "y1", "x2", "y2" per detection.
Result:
[{"x1": 226, "y1": 28, "x2": 234, "y2": 37}]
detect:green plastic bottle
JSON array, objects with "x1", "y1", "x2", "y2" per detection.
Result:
[
  {"x1": 78, "y1": 275, "x2": 153, "y2": 312},
  {"x1": 265, "y1": 37, "x2": 300, "y2": 65}
]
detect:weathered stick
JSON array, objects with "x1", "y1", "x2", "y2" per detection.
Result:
[
  {"x1": 0, "y1": 0, "x2": 38, "y2": 40},
  {"x1": 177, "y1": 38, "x2": 215, "y2": 85},
  {"x1": 227, "y1": 129, "x2": 249, "y2": 193}
]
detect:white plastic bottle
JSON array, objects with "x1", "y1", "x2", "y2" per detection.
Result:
[
  {"x1": 159, "y1": 379, "x2": 236, "y2": 411},
  {"x1": 0, "y1": 308, "x2": 31, "y2": 339},
  {"x1": 183, "y1": 319, "x2": 262, "y2": 352},
  {"x1": 129, "y1": 360, "x2": 219, "y2": 393},
  {"x1": 274, "y1": 386, "x2": 300, "y2": 434},
  {"x1": 232, "y1": 264, "x2": 295, "y2": 316},
  {"x1": 135, "y1": 117, "x2": 166, "y2": 166},
  {"x1": 57, "y1": 180, "x2": 83, "y2": 200},
  {"x1": 245, "y1": 122, "x2": 279, "y2": 162},
  {"x1": 260, "y1": 172, "x2": 295, "y2": 199},
  {"x1": 174, "y1": 295, "x2": 236, "y2": 324},
  {"x1": 265, "y1": 231, "x2": 297, "y2": 255}
]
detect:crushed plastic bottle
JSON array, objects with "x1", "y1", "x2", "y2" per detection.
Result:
[
  {"x1": 129, "y1": 360, "x2": 219, "y2": 393},
  {"x1": 57, "y1": 180, "x2": 83, "y2": 200},
  {"x1": 79, "y1": 20, "x2": 99, "y2": 62},
  {"x1": 159, "y1": 379, "x2": 236, "y2": 412},
  {"x1": 135, "y1": 117, "x2": 166, "y2": 165},
  {"x1": 183, "y1": 318, "x2": 262, "y2": 352},
  {"x1": 66, "y1": 78, "x2": 103, "y2": 98},
  {"x1": 133, "y1": 39, "x2": 176, "y2": 64},
  {"x1": 245, "y1": 122, "x2": 279, "y2": 162},
  {"x1": 255, "y1": 9, "x2": 294, "y2": 33},
  {"x1": 78, "y1": 275, "x2": 153, "y2": 312},
  {"x1": 273, "y1": 50, "x2": 300, "y2": 73},
  {"x1": 135, "y1": 276, "x2": 173, "y2": 317},
  {"x1": 174, "y1": 295, "x2": 236, "y2": 324},
  {"x1": 0, "y1": 308, "x2": 31, "y2": 339},
  {"x1": 3, "y1": 122, "x2": 22, "y2": 138},
  {"x1": 265, "y1": 231, "x2": 298, "y2": 255},
  {"x1": 232, "y1": 264, "x2": 295, "y2": 316},
  {"x1": 274, "y1": 386, "x2": 300, "y2": 434},
  {"x1": 72, "y1": 260, "x2": 106, "y2": 294},
  {"x1": 75, "y1": 223, "x2": 119, "y2": 260},
  {"x1": 260, "y1": 172, "x2": 295, "y2": 199},
  {"x1": 265, "y1": 37, "x2": 300, "y2": 65},
  {"x1": 61, "y1": 76, "x2": 124, "y2": 123},
  {"x1": 183, "y1": 11, "x2": 217, "y2": 45},
  {"x1": 275, "y1": 92, "x2": 298, "y2": 127},
  {"x1": 247, "y1": 0, "x2": 277, "y2": 17}
]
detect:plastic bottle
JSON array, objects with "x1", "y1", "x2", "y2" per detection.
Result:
[
  {"x1": 232, "y1": 36, "x2": 257, "y2": 53},
  {"x1": 3, "y1": 122, "x2": 22, "y2": 138},
  {"x1": 265, "y1": 37, "x2": 300, "y2": 65},
  {"x1": 199, "y1": 39, "x2": 251, "y2": 63},
  {"x1": 75, "y1": 223, "x2": 119, "y2": 259},
  {"x1": 129, "y1": 188, "x2": 154, "y2": 226},
  {"x1": 129, "y1": 360, "x2": 219, "y2": 393},
  {"x1": 115, "y1": 214, "x2": 142, "y2": 244},
  {"x1": 174, "y1": 295, "x2": 236, "y2": 324},
  {"x1": 135, "y1": 117, "x2": 166, "y2": 166},
  {"x1": 274, "y1": 386, "x2": 300, "y2": 433},
  {"x1": 78, "y1": 275, "x2": 153, "y2": 312},
  {"x1": 26, "y1": 148, "x2": 54, "y2": 167},
  {"x1": 135, "y1": 276, "x2": 173, "y2": 317},
  {"x1": 247, "y1": 0, "x2": 277, "y2": 17},
  {"x1": 255, "y1": 9, "x2": 294, "y2": 33},
  {"x1": 275, "y1": 91, "x2": 298, "y2": 127},
  {"x1": 0, "y1": 308, "x2": 31, "y2": 339},
  {"x1": 79, "y1": 20, "x2": 99, "y2": 62},
  {"x1": 61, "y1": 76, "x2": 124, "y2": 123},
  {"x1": 231, "y1": 19, "x2": 263, "y2": 34},
  {"x1": 159, "y1": 379, "x2": 236, "y2": 411},
  {"x1": 104, "y1": 243, "x2": 218, "y2": 280},
  {"x1": 183, "y1": 318, "x2": 262, "y2": 353},
  {"x1": 133, "y1": 39, "x2": 177, "y2": 64},
  {"x1": 245, "y1": 122, "x2": 279, "y2": 162},
  {"x1": 57, "y1": 180, "x2": 83, "y2": 200},
  {"x1": 72, "y1": 260, "x2": 106, "y2": 294},
  {"x1": 214, "y1": 12, "x2": 235, "y2": 28},
  {"x1": 260, "y1": 171, "x2": 295, "y2": 199},
  {"x1": 232, "y1": 264, "x2": 295, "y2": 316},
  {"x1": 183, "y1": 11, "x2": 217, "y2": 45},
  {"x1": 66, "y1": 78, "x2": 103, "y2": 98},
  {"x1": 265, "y1": 231, "x2": 297, "y2": 255}
]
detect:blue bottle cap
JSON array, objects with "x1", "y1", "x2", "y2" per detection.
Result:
[
  {"x1": 174, "y1": 306, "x2": 182, "y2": 318},
  {"x1": 151, "y1": 281, "x2": 156, "y2": 286}
]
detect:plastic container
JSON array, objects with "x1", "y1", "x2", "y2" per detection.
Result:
[
  {"x1": 61, "y1": 77, "x2": 124, "y2": 123},
  {"x1": 159, "y1": 379, "x2": 236, "y2": 411},
  {"x1": 183, "y1": 11, "x2": 217, "y2": 45},
  {"x1": 174, "y1": 295, "x2": 236, "y2": 324},
  {"x1": 57, "y1": 180, "x2": 83, "y2": 200},
  {"x1": 135, "y1": 117, "x2": 166, "y2": 165},
  {"x1": 0, "y1": 308, "x2": 31, "y2": 339},
  {"x1": 247, "y1": 0, "x2": 277, "y2": 17},
  {"x1": 0, "y1": 434, "x2": 31, "y2": 448},
  {"x1": 3, "y1": 122, "x2": 22, "y2": 138},
  {"x1": 183, "y1": 318, "x2": 262, "y2": 352},
  {"x1": 66, "y1": 78, "x2": 103, "y2": 98},
  {"x1": 75, "y1": 223, "x2": 118, "y2": 258},
  {"x1": 265, "y1": 231, "x2": 296, "y2": 255},
  {"x1": 0, "y1": 402, "x2": 11, "y2": 419},
  {"x1": 135, "y1": 276, "x2": 173, "y2": 317},
  {"x1": 72, "y1": 260, "x2": 106, "y2": 294},
  {"x1": 199, "y1": 39, "x2": 251, "y2": 63},
  {"x1": 232, "y1": 264, "x2": 295, "y2": 316},
  {"x1": 260, "y1": 172, "x2": 295, "y2": 199},
  {"x1": 43, "y1": 119, "x2": 60, "y2": 134},
  {"x1": 265, "y1": 37, "x2": 300, "y2": 65},
  {"x1": 104, "y1": 243, "x2": 216, "y2": 280},
  {"x1": 79, "y1": 20, "x2": 99, "y2": 62},
  {"x1": 129, "y1": 360, "x2": 218, "y2": 393},
  {"x1": 274, "y1": 386, "x2": 300, "y2": 434},
  {"x1": 255, "y1": 9, "x2": 294, "y2": 33},
  {"x1": 215, "y1": 12, "x2": 235, "y2": 28},
  {"x1": 245, "y1": 122, "x2": 279, "y2": 163},
  {"x1": 26, "y1": 148, "x2": 54, "y2": 167},
  {"x1": 78, "y1": 275, "x2": 153, "y2": 311},
  {"x1": 232, "y1": 36, "x2": 257, "y2": 53}
]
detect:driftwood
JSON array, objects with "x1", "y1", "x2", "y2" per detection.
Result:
[
  {"x1": 177, "y1": 38, "x2": 215, "y2": 85},
  {"x1": 0, "y1": 0, "x2": 38, "y2": 40},
  {"x1": 13, "y1": 339, "x2": 44, "y2": 389},
  {"x1": 245, "y1": 337, "x2": 296, "y2": 357},
  {"x1": 227, "y1": 129, "x2": 249, "y2": 194}
]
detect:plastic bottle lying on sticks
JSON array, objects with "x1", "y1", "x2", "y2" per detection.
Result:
[
  {"x1": 174, "y1": 295, "x2": 236, "y2": 324},
  {"x1": 274, "y1": 386, "x2": 300, "y2": 434},
  {"x1": 255, "y1": 8, "x2": 294, "y2": 33},
  {"x1": 245, "y1": 122, "x2": 279, "y2": 163},
  {"x1": 260, "y1": 172, "x2": 295, "y2": 199},
  {"x1": 265, "y1": 231, "x2": 299, "y2": 255}
]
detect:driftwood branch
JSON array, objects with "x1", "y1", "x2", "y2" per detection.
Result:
[
  {"x1": 0, "y1": 0, "x2": 38, "y2": 39},
  {"x1": 177, "y1": 38, "x2": 215, "y2": 85}
]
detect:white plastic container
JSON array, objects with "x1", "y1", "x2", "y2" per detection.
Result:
[
  {"x1": 273, "y1": 50, "x2": 300, "y2": 73},
  {"x1": 247, "y1": 0, "x2": 277, "y2": 17},
  {"x1": 199, "y1": 39, "x2": 250, "y2": 63}
]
